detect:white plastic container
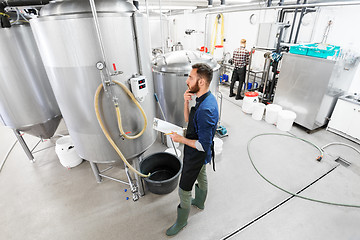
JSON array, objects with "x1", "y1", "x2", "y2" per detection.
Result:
[
  {"x1": 213, "y1": 45, "x2": 224, "y2": 61},
  {"x1": 242, "y1": 92, "x2": 259, "y2": 114},
  {"x1": 277, "y1": 110, "x2": 297, "y2": 131},
  {"x1": 265, "y1": 104, "x2": 283, "y2": 124},
  {"x1": 55, "y1": 136, "x2": 82, "y2": 168},
  {"x1": 164, "y1": 148, "x2": 181, "y2": 158},
  {"x1": 214, "y1": 137, "x2": 223, "y2": 155},
  {"x1": 252, "y1": 103, "x2": 266, "y2": 121}
]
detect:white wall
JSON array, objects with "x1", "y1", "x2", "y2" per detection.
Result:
[
  {"x1": 310, "y1": 6, "x2": 360, "y2": 94},
  {"x1": 149, "y1": 15, "x2": 169, "y2": 50},
  {"x1": 163, "y1": 4, "x2": 360, "y2": 94},
  {"x1": 168, "y1": 11, "x2": 207, "y2": 51}
]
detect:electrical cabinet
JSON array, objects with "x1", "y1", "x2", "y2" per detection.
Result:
[
  {"x1": 328, "y1": 98, "x2": 360, "y2": 141},
  {"x1": 274, "y1": 53, "x2": 337, "y2": 130}
]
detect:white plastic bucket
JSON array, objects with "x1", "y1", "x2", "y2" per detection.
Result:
[
  {"x1": 55, "y1": 136, "x2": 82, "y2": 168},
  {"x1": 265, "y1": 104, "x2": 283, "y2": 124},
  {"x1": 164, "y1": 148, "x2": 182, "y2": 158},
  {"x1": 242, "y1": 92, "x2": 259, "y2": 114},
  {"x1": 214, "y1": 137, "x2": 223, "y2": 155},
  {"x1": 252, "y1": 103, "x2": 266, "y2": 121},
  {"x1": 213, "y1": 45, "x2": 224, "y2": 61},
  {"x1": 277, "y1": 110, "x2": 297, "y2": 131}
]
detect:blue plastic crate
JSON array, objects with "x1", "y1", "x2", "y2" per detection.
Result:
[
  {"x1": 289, "y1": 45, "x2": 308, "y2": 55},
  {"x1": 306, "y1": 44, "x2": 340, "y2": 59}
]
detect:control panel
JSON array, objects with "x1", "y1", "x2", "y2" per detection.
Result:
[{"x1": 130, "y1": 76, "x2": 148, "y2": 102}]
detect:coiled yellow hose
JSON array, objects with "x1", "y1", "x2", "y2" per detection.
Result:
[
  {"x1": 0, "y1": 12, "x2": 10, "y2": 18},
  {"x1": 113, "y1": 81, "x2": 147, "y2": 140},
  {"x1": 210, "y1": 13, "x2": 224, "y2": 55},
  {"x1": 94, "y1": 81, "x2": 150, "y2": 178}
]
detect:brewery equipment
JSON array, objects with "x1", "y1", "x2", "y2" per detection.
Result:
[
  {"x1": 0, "y1": 21, "x2": 61, "y2": 160},
  {"x1": 31, "y1": 0, "x2": 157, "y2": 199},
  {"x1": 152, "y1": 50, "x2": 220, "y2": 127}
]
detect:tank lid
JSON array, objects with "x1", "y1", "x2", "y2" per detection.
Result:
[
  {"x1": 245, "y1": 92, "x2": 259, "y2": 97},
  {"x1": 152, "y1": 50, "x2": 219, "y2": 73},
  {"x1": 40, "y1": 0, "x2": 136, "y2": 17}
]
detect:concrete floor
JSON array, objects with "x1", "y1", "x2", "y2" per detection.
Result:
[{"x1": 1, "y1": 85, "x2": 360, "y2": 240}]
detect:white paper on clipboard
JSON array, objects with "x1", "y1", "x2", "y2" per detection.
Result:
[{"x1": 153, "y1": 118, "x2": 184, "y2": 135}]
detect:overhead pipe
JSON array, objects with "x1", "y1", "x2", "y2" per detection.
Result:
[
  {"x1": 158, "y1": 0, "x2": 165, "y2": 54},
  {"x1": 278, "y1": 6, "x2": 315, "y2": 22},
  {"x1": 267, "y1": 0, "x2": 272, "y2": 7},
  {"x1": 294, "y1": 0, "x2": 307, "y2": 43},
  {"x1": 194, "y1": 1, "x2": 360, "y2": 14},
  {"x1": 288, "y1": 0, "x2": 301, "y2": 43}
]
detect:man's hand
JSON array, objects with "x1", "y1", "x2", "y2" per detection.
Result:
[
  {"x1": 184, "y1": 89, "x2": 194, "y2": 102},
  {"x1": 169, "y1": 132, "x2": 183, "y2": 143},
  {"x1": 169, "y1": 132, "x2": 197, "y2": 149}
]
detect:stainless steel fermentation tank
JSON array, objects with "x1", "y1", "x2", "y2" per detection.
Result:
[
  {"x1": 30, "y1": 0, "x2": 156, "y2": 164},
  {"x1": 0, "y1": 22, "x2": 61, "y2": 139},
  {"x1": 152, "y1": 50, "x2": 220, "y2": 127}
]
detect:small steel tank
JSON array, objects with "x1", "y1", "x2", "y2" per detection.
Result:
[
  {"x1": 152, "y1": 50, "x2": 220, "y2": 127},
  {"x1": 30, "y1": 0, "x2": 156, "y2": 163},
  {"x1": 0, "y1": 22, "x2": 61, "y2": 139}
]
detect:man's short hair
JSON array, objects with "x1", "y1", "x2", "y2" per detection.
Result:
[{"x1": 192, "y1": 63, "x2": 213, "y2": 86}]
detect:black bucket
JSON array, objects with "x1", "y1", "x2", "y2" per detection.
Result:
[{"x1": 140, "y1": 152, "x2": 182, "y2": 195}]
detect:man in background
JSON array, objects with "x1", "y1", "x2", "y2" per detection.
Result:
[{"x1": 229, "y1": 38, "x2": 249, "y2": 100}]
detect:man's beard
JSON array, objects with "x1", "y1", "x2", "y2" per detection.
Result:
[{"x1": 187, "y1": 80, "x2": 200, "y2": 93}]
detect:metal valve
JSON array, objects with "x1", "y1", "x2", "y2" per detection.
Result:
[
  {"x1": 111, "y1": 71, "x2": 123, "y2": 76},
  {"x1": 132, "y1": 193, "x2": 139, "y2": 201}
]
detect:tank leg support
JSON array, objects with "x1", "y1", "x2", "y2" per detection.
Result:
[
  {"x1": 133, "y1": 155, "x2": 145, "y2": 197},
  {"x1": 90, "y1": 162, "x2": 103, "y2": 183},
  {"x1": 89, "y1": 160, "x2": 145, "y2": 201},
  {"x1": 13, "y1": 130, "x2": 34, "y2": 162}
]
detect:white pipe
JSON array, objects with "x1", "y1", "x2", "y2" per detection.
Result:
[
  {"x1": 88, "y1": 0, "x2": 111, "y2": 78},
  {"x1": 158, "y1": 0, "x2": 165, "y2": 53},
  {"x1": 145, "y1": 0, "x2": 150, "y2": 16},
  {"x1": 203, "y1": 13, "x2": 208, "y2": 52},
  {"x1": 194, "y1": 1, "x2": 360, "y2": 14}
]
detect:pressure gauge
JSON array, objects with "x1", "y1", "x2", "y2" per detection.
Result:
[{"x1": 96, "y1": 61, "x2": 104, "y2": 70}]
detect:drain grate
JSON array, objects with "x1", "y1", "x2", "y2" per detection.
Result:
[{"x1": 335, "y1": 157, "x2": 351, "y2": 167}]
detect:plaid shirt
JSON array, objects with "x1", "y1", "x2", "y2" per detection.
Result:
[{"x1": 233, "y1": 47, "x2": 249, "y2": 68}]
